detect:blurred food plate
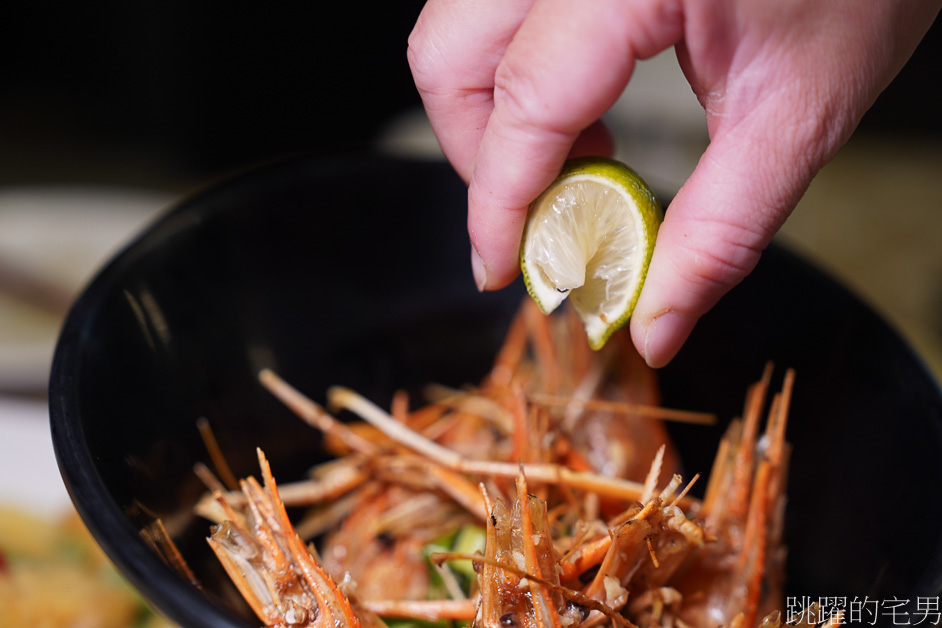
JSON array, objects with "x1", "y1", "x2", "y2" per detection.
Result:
[{"x1": 0, "y1": 398, "x2": 179, "y2": 626}]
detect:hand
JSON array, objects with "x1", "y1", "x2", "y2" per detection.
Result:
[{"x1": 408, "y1": 0, "x2": 940, "y2": 367}]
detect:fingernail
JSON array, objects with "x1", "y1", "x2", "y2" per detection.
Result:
[
  {"x1": 471, "y1": 245, "x2": 487, "y2": 292},
  {"x1": 642, "y1": 311, "x2": 697, "y2": 368}
]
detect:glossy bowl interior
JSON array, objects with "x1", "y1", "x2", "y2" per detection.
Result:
[{"x1": 51, "y1": 155, "x2": 942, "y2": 627}]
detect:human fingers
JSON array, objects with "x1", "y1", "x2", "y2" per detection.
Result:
[
  {"x1": 628, "y1": 109, "x2": 823, "y2": 368},
  {"x1": 629, "y1": 0, "x2": 942, "y2": 368},
  {"x1": 467, "y1": 0, "x2": 684, "y2": 291},
  {"x1": 407, "y1": 0, "x2": 534, "y2": 182}
]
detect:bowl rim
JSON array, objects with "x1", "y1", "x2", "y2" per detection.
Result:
[
  {"x1": 45, "y1": 155, "x2": 338, "y2": 627},
  {"x1": 48, "y1": 153, "x2": 942, "y2": 627}
]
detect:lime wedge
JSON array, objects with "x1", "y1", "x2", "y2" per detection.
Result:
[{"x1": 520, "y1": 157, "x2": 663, "y2": 350}]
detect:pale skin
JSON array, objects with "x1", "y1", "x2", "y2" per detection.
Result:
[{"x1": 408, "y1": 0, "x2": 941, "y2": 367}]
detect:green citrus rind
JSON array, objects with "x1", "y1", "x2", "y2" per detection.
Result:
[{"x1": 519, "y1": 156, "x2": 663, "y2": 350}]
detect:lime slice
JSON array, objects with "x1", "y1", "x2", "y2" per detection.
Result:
[{"x1": 520, "y1": 157, "x2": 663, "y2": 350}]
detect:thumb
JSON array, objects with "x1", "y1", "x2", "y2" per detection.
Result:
[
  {"x1": 466, "y1": 0, "x2": 685, "y2": 291},
  {"x1": 629, "y1": 133, "x2": 812, "y2": 368}
]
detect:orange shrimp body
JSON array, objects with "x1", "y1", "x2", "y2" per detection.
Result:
[{"x1": 195, "y1": 303, "x2": 796, "y2": 628}]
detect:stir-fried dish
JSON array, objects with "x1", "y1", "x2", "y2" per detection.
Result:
[
  {"x1": 0, "y1": 506, "x2": 174, "y2": 627},
  {"x1": 179, "y1": 301, "x2": 833, "y2": 628}
]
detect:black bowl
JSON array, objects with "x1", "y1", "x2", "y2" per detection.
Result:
[{"x1": 51, "y1": 154, "x2": 942, "y2": 628}]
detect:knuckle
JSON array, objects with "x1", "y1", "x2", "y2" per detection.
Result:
[
  {"x1": 784, "y1": 108, "x2": 842, "y2": 174},
  {"x1": 674, "y1": 218, "x2": 767, "y2": 305},
  {"x1": 492, "y1": 61, "x2": 535, "y2": 121},
  {"x1": 406, "y1": 18, "x2": 453, "y2": 93},
  {"x1": 492, "y1": 61, "x2": 575, "y2": 142},
  {"x1": 406, "y1": 30, "x2": 438, "y2": 90}
]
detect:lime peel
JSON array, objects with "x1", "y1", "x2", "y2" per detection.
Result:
[{"x1": 520, "y1": 157, "x2": 663, "y2": 350}]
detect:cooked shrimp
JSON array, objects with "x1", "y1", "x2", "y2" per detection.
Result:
[
  {"x1": 206, "y1": 449, "x2": 371, "y2": 628},
  {"x1": 188, "y1": 301, "x2": 799, "y2": 628}
]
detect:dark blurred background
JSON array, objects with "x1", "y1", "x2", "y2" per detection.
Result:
[
  {"x1": 0, "y1": 3, "x2": 939, "y2": 398},
  {"x1": 0, "y1": 3, "x2": 937, "y2": 190},
  {"x1": 0, "y1": 2, "x2": 428, "y2": 189}
]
